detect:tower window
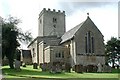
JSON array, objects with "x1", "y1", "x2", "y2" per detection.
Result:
[
  {"x1": 53, "y1": 25, "x2": 56, "y2": 28},
  {"x1": 53, "y1": 18, "x2": 57, "y2": 23}
]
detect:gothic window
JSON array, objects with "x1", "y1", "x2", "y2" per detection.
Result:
[
  {"x1": 85, "y1": 36, "x2": 87, "y2": 53},
  {"x1": 53, "y1": 18, "x2": 57, "y2": 23},
  {"x1": 85, "y1": 31, "x2": 94, "y2": 54},
  {"x1": 91, "y1": 37, "x2": 94, "y2": 53}
]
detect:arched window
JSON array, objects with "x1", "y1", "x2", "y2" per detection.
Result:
[{"x1": 85, "y1": 31, "x2": 94, "y2": 54}]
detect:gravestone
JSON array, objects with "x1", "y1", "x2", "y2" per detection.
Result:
[
  {"x1": 83, "y1": 66, "x2": 87, "y2": 72},
  {"x1": 33, "y1": 63, "x2": 38, "y2": 69},
  {"x1": 87, "y1": 65, "x2": 94, "y2": 72},
  {"x1": 49, "y1": 62, "x2": 62, "y2": 73},
  {"x1": 97, "y1": 63, "x2": 102, "y2": 72},
  {"x1": 41, "y1": 63, "x2": 47, "y2": 71},
  {"x1": 74, "y1": 64, "x2": 83, "y2": 73},
  {"x1": 102, "y1": 65, "x2": 111, "y2": 72},
  {"x1": 22, "y1": 63, "x2": 26, "y2": 67},
  {"x1": 50, "y1": 65, "x2": 56, "y2": 73},
  {"x1": 65, "y1": 63, "x2": 71, "y2": 72},
  {"x1": 56, "y1": 64, "x2": 62, "y2": 73},
  {"x1": 15, "y1": 60, "x2": 21, "y2": 71}
]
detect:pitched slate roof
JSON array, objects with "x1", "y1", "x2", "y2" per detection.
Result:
[{"x1": 61, "y1": 21, "x2": 85, "y2": 43}]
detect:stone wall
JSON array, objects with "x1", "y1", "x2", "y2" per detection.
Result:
[
  {"x1": 28, "y1": 40, "x2": 38, "y2": 63},
  {"x1": 76, "y1": 55, "x2": 105, "y2": 66},
  {"x1": 44, "y1": 46, "x2": 68, "y2": 64}
]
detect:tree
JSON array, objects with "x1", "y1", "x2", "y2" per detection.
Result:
[
  {"x1": 105, "y1": 37, "x2": 120, "y2": 68},
  {"x1": 2, "y1": 16, "x2": 32, "y2": 69}
]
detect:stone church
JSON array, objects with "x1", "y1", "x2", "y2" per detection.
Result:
[{"x1": 28, "y1": 8, "x2": 105, "y2": 68}]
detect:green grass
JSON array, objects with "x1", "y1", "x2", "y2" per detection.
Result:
[{"x1": 2, "y1": 65, "x2": 120, "y2": 80}]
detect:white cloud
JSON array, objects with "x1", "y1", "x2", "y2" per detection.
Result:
[
  {"x1": 61, "y1": 0, "x2": 119, "y2": 2},
  {"x1": 0, "y1": 0, "x2": 5, "y2": 17},
  {"x1": 6, "y1": 0, "x2": 62, "y2": 38}
]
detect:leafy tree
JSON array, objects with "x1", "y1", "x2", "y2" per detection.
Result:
[
  {"x1": 105, "y1": 37, "x2": 120, "y2": 68},
  {"x1": 2, "y1": 16, "x2": 32, "y2": 69}
]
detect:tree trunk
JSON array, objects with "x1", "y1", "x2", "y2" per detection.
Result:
[
  {"x1": 8, "y1": 58, "x2": 14, "y2": 69},
  {"x1": 112, "y1": 59, "x2": 115, "y2": 68}
]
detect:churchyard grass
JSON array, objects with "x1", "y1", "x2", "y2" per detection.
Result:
[{"x1": 2, "y1": 65, "x2": 120, "y2": 80}]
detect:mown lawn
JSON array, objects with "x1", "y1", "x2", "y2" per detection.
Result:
[{"x1": 2, "y1": 65, "x2": 120, "y2": 80}]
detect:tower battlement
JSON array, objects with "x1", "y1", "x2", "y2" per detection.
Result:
[
  {"x1": 43, "y1": 8, "x2": 65, "y2": 13},
  {"x1": 39, "y1": 8, "x2": 65, "y2": 17}
]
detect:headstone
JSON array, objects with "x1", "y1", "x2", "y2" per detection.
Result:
[
  {"x1": 41, "y1": 63, "x2": 47, "y2": 71},
  {"x1": 83, "y1": 66, "x2": 87, "y2": 72},
  {"x1": 15, "y1": 60, "x2": 21, "y2": 71},
  {"x1": 50, "y1": 65, "x2": 56, "y2": 73},
  {"x1": 93, "y1": 65, "x2": 98, "y2": 72},
  {"x1": 75, "y1": 64, "x2": 83, "y2": 73},
  {"x1": 33, "y1": 63, "x2": 38, "y2": 69},
  {"x1": 49, "y1": 62, "x2": 62, "y2": 73},
  {"x1": 87, "y1": 65, "x2": 94, "y2": 72},
  {"x1": 56, "y1": 64, "x2": 62, "y2": 73},
  {"x1": 102, "y1": 65, "x2": 111, "y2": 72},
  {"x1": 0, "y1": 64, "x2": 2, "y2": 80},
  {"x1": 65, "y1": 63, "x2": 71, "y2": 72},
  {"x1": 97, "y1": 63, "x2": 102, "y2": 72},
  {"x1": 22, "y1": 63, "x2": 26, "y2": 67}
]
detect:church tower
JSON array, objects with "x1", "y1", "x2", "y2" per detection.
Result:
[{"x1": 38, "y1": 8, "x2": 66, "y2": 37}]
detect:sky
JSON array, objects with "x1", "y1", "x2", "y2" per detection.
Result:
[{"x1": 0, "y1": 0, "x2": 119, "y2": 49}]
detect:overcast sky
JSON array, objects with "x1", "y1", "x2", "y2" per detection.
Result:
[{"x1": 0, "y1": 0, "x2": 119, "y2": 49}]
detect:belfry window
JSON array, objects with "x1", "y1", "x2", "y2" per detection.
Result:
[
  {"x1": 85, "y1": 31, "x2": 94, "y2": 54},
  {"x1": 53, "y1": 18, "x2": 57, "y2": 23}
]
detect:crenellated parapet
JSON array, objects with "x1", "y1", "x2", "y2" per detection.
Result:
[
  {"x1": 43, "y1": 8, "x2": 65, "y2": 13},
  {"x1": 39, "y1": 8, "x2": 65, "y2": 18}
]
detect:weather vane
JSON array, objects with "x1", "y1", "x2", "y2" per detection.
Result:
[{"x1": 87, "y1": 13, "x2": 89, "y2": 17}]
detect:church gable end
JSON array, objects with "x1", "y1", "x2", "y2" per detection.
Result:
[{"x1": 75, "y1": 16, "x2": 104, "y2": 55}]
